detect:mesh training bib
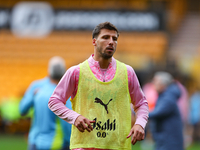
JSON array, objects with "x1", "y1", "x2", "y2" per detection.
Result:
[{"x1": 70, "y1": 60, "x2": 131, "y2": 150}]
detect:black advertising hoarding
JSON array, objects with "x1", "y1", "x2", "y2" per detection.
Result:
[
  {"x1": 54, "y1": 10, "x2": 165, "y2": 31},
  {"x1": 0, "y1": 2, "x2": 165, "y2": 37}
]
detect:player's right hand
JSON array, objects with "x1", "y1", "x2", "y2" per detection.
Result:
[{"x1": 74, "y1": 115, "x2": 95, "y2": 132}]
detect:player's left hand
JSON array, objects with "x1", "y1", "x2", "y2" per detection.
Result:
[{"x1": 126, "y1": 124, "x2": 145, "y2": 145}]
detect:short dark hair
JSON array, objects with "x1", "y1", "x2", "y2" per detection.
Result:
[{"x1": 92, "y1": 22, "x2": 119, "y2": 39}]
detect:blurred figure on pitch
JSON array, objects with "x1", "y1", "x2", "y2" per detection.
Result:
[
  {"x1": 175, "y1": 80, "x2": 191, "y2": 148},
  {"x1": 140, "y1": 82, "x2": 158, "y2": 150},
  {"x1": 189, "y1": 84, "x2": 200, "y2": 143},
  {"x1": 149, "y1": 72, "x2": 184, "y2": 150},
  {"x1": 19, "y1": 56, "x2": 72, "y2": 150}
]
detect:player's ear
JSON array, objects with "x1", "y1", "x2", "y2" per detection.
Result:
[{"x1": 92, "y1": 38, "x2": 96, "y2": 46}]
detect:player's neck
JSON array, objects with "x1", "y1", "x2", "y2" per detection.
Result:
[{"x1": 93, "y1": 55, "x2": 112, "y2": 69}]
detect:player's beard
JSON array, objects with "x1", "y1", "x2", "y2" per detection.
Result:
[{"x1": 97, "y1": 46, "x2": 115, "y2": 59}]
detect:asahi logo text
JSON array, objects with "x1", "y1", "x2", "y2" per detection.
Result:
[{"x1": 92, "y1": 118, "x2": 116, "y2": 138}]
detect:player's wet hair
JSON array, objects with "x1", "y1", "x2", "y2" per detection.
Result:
[{"x1": 92, "y1": 22, "x2": 119, "y2": 39}]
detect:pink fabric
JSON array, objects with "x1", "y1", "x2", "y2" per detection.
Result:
[
  {"x1": 176, "y1": 81, "x2": 189, "y2": 123},
  {"x1": 48, "y1": 54, "x2": 149, "y2": 131},
  {"x1": 143, "y1": 83, "x2": 158, "y2": 112}
]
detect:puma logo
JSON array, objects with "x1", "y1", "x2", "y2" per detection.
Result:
[{"x1": 94, "y1": 97, "x2": 113, "y2": 114}]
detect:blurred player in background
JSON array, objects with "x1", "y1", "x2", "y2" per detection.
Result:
[
  {"x1": 149, "y1": 72, "x2": 184, "y2": 150},
  {"x1": 48, "y1": 22, "x2": 149, "y2": 150},
  {"x1": 20, "y1": 56, "x2": 72, "y2": 150}
]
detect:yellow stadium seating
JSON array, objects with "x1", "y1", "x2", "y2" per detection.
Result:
[{"x1": 0, "y1": 31, "x2": 167, "y2": 100}]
